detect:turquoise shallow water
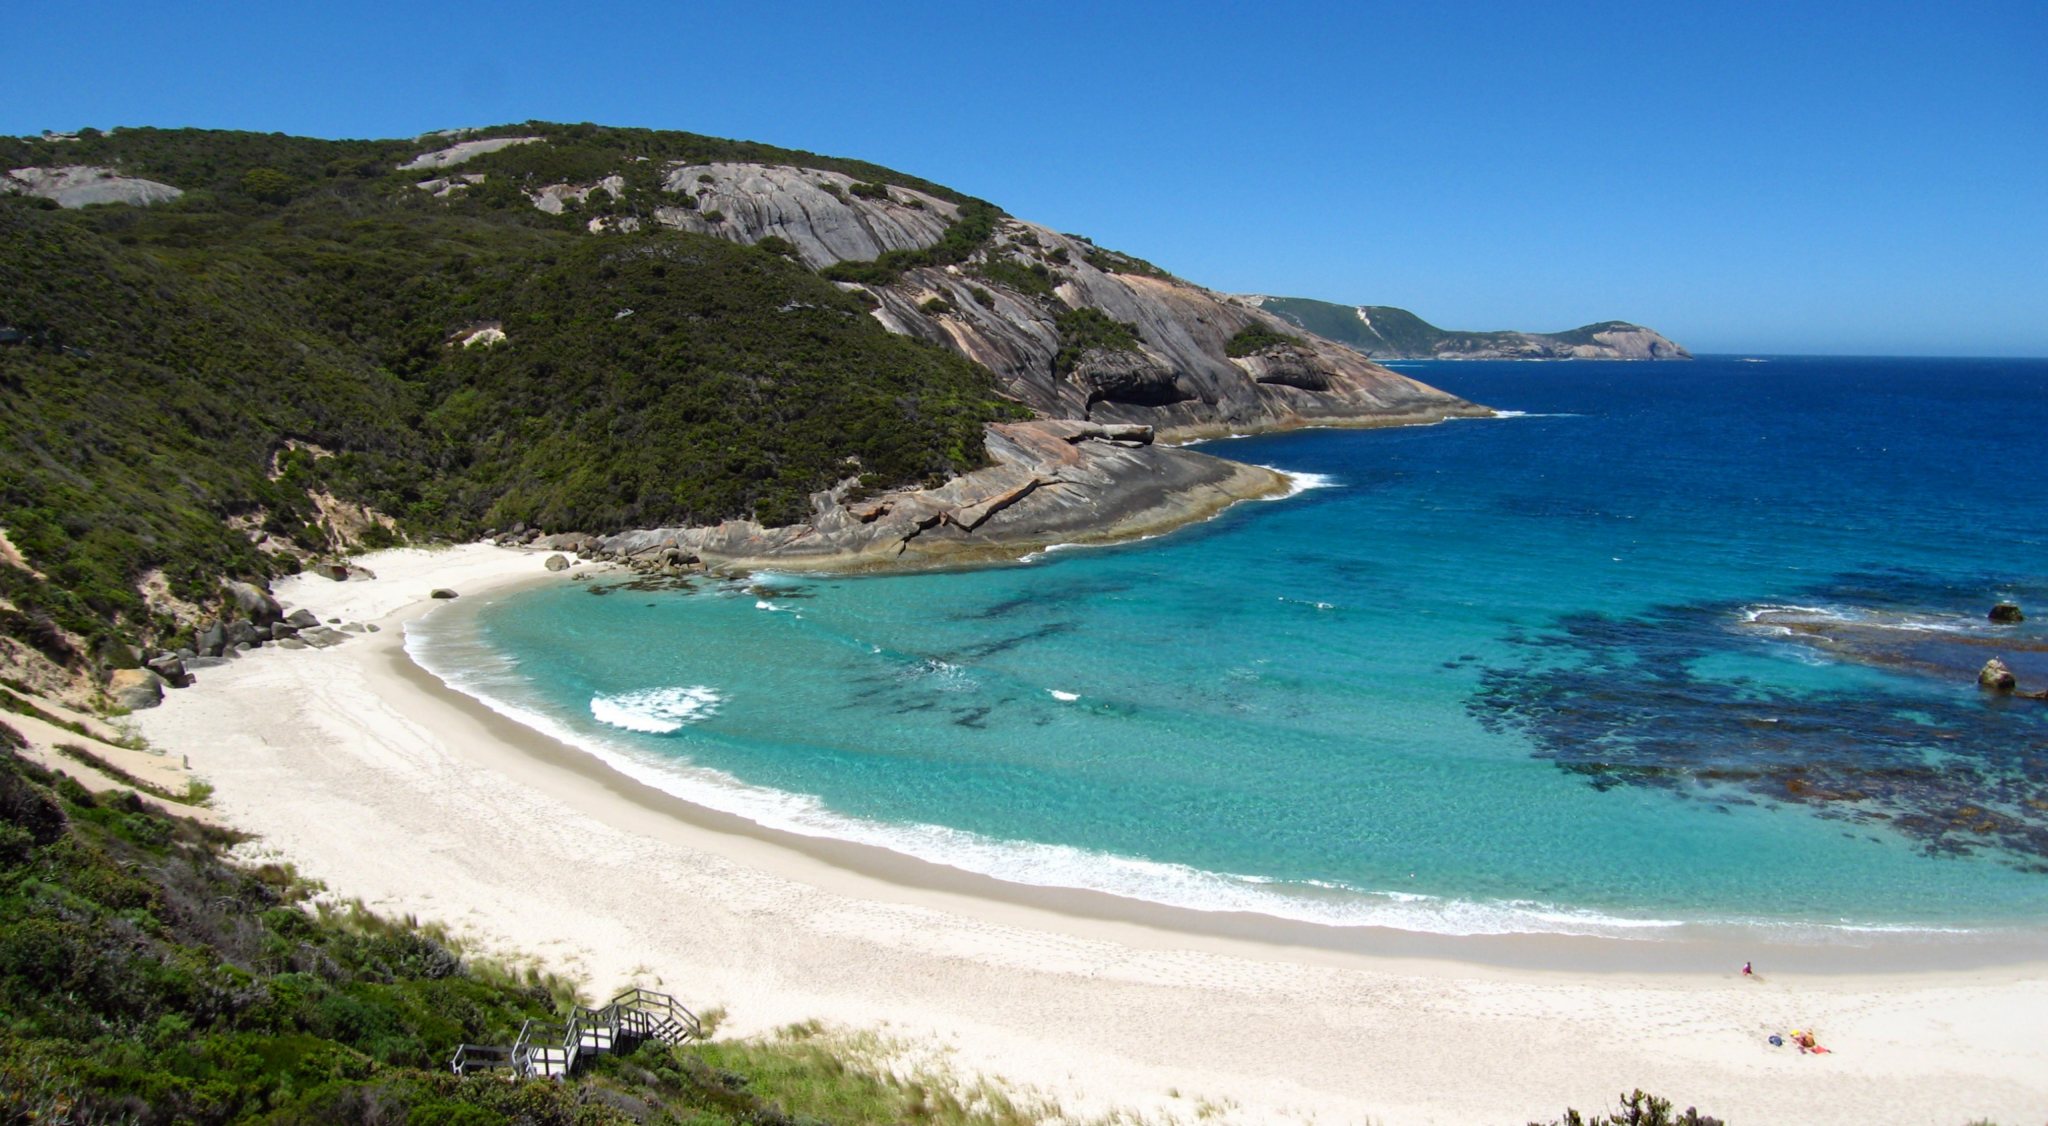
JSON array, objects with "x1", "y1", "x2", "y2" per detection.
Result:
[{"x1": 410, "y1": 357, "x2": 2048, "y2": 940}]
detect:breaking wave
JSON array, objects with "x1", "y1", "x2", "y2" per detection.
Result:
[{"x1": 589, "y1": 686, "x2": 724, "y2": 733}]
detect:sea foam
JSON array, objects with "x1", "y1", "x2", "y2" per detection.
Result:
[{"x1": 589, "y1": 686, "x2": 724, "y2": 733}]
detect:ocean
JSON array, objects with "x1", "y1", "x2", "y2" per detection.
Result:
[{"x1": 408, "y1": 356, "x2": 2048, "y2": 942}]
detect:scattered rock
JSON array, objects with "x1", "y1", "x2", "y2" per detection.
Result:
[
  {"x1": 185, "y1": 656, "x2": 230, "y2": 669},
  {"x1": 430, "y1": 589, "x2": 459, "y2": 600},
  {"x1": 545, "y1": 554, "x2": 570, "y2": 571},
  {"x1": 197, "y1": 621, "x2": 226, "y2": 657},
  {"x1": 1990, "y1": 602, "x2": 2025, "y2": 623},
  {"x1": 277, "y1": 638, "x2": 308, "y2": 650},
  {"x1": 286, "y1": 609, "x2": 321, "y2": 628},
  {"x1": 108, "y1": 668, "x2": 164, "y2": 710},
  {"x1": 1980, "y1": 658, "x2": 2018, "y2": 693},
  {"x1": 340, "y1": 622, "x2": 367, "y2": 633},
  {"x1": 319, "y1": 563, "x2": 351, "y2": 581},
  {"x1": 366, "y1": 624, "x2": 380, "y2": 633}
]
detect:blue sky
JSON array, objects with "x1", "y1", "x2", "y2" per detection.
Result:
[{"x1": 6, "y1": 0, "x2": 2042, "y2": 355}]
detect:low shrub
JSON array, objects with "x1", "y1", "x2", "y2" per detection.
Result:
[{"x1": 1224, "y1": 322, "x2": 1303, "y2": 357}]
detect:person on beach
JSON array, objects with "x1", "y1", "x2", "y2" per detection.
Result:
[{"x1": 1742, "y1": 961, "x2": 1753, "y2": 976}]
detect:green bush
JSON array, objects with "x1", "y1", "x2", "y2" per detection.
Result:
[
  {"x1": 1051, "y1": 308, "x2": 1142, "y2": 376},
  {"x1": 848, "y1": 181, "x2": 890, "y2": 201},
  {"x1": 818, "y1": 198, "x2": 1003, "y2": 287},
  {"x1": 239, "y1": 168, "x2": 296, "y2": 204},
  {"x1": 1224, "y1": 322, "x2": 1303, "y2": 357},
  {"x1": 970, "y1": 259, "x2": 1056, "y2": 298},
  {"x1": 920, "y1": 296, "x2": 952, "y2": 315},
  {"x1": 1081, "y1": 245, "x2": 1171, "y2": 280}
]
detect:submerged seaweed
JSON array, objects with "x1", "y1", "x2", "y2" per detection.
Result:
[{"x1": 1471, "y1": 583, "x2": 2048, "y2": 867}]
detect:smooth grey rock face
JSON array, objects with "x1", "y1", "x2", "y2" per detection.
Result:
[
  {"x1": 652, "y1": 164, "x2": 958, "y2": 269},
  {"x1": 397, "y1": 136, "x2": 541, "y2": 170},
  {"x1": 3, "y1": 165, "x2": 183, "y2": 208}
]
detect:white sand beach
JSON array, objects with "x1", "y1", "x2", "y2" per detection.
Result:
[{"x1": 127, "y1": 545, "x2": 2048, "y2": 1126}]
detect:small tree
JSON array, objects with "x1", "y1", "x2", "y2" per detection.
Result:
[{"x1": 240, "y1": 168, "x2": 296, "y2": 204}]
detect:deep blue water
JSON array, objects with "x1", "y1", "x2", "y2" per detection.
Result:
[{"x1": 412, "y1": 357, "x2": 2048, "y2": 939}]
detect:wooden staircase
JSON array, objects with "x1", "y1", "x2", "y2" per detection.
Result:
[{"x1": 452, "y1": 988, "x2": 700, "y2": 1079}]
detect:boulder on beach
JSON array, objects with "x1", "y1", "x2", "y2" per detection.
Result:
[
  {"x1": 108, "y1": 668, "x2": 164, "y2": 711},
  {"x1": 286, "y1": 609, "x2": 320, "y2": 628},
  {"x1": 224, "y1": 580, "x2": 282, "y2": 624},
  {"x1": 1979, "y1": 658, "x2": 2018, "y2": 693},
  {"x1": 430, "y1": 589, "x2": 459, "y2": 599},
  {"x1": 1990, "y1": 602, "x2": 2025, "y2": 623},
  {"x1": 544, "y1": 554, "x2": 570, "y2": 571}
]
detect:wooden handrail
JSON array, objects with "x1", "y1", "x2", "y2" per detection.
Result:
[{"x1": 452, "y1": 988, "x2": 700, "y2": 1079}]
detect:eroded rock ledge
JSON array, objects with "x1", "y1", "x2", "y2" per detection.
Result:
[{"x1": 584, "y1": 421, "x2": 1292, "y2": 572}]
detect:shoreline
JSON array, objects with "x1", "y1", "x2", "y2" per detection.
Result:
[
  {"x1": 129, "y1": 542, "x2": 2048, "y2": 1123},
  {"x1": 404, "y1": 578, "x2": 2048, "y2": 969},
  {"x1": 399, "y1": 587, "x2": 2048, "y2": 971}
]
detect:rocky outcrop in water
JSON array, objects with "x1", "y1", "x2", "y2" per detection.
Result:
[
  {"x1": 857, "y1": 231, "x2": 1485, "y2": 440},
  {"x1": 591, "y1": 420, "x2": 1288, "y2": 571}
]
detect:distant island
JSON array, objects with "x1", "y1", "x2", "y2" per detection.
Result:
[{"x1": 1245, "y1": 296, "x2": 1692, "y2": 361}]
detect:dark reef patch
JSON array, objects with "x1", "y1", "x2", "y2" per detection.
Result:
[{"x1": 1471, "y1": 574, "x2": 2048, "y2": 868}]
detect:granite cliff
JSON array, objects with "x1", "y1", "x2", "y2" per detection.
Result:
[{"x1": 381, "y1": 136, "x2": 1492, "y2": 442}]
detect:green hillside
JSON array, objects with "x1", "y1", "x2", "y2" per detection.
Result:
[
  {"x1": 1255, "y1": 296, "x2": 1677, "y2": 359},
  {"x1": 0, "y1": 124, "x2": 1022, "y2": 674}
]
